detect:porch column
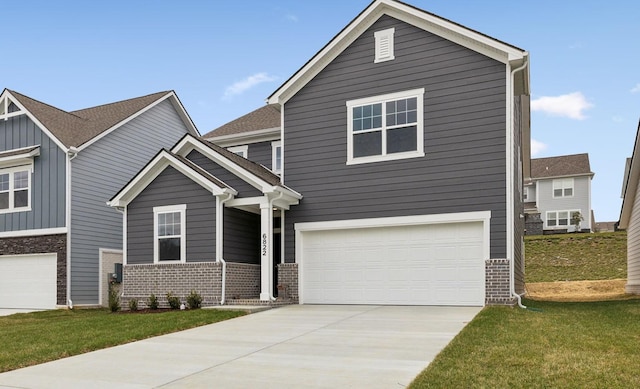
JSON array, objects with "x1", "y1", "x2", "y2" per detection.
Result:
[{"x1": 259, "y1": 202, "x2": 273, "y2": 301}]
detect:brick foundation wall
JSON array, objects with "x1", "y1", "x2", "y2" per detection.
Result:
[
  {"x1": 225, "y1": 263, "x2": 260, "y2": 299},
  {"x1": 485, "y1": 259, "x2": 516, "y2": 305},
  {"x1": 122, "y1": 262, "x2": 222, "y2": 308},
  {"x1": 277, "y1": 263, "x2": 298, "y2": 301},
  {"x1": 0, "y1": 233, "x2": 67, "y2": 305}
]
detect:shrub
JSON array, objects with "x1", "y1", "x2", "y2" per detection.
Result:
[
  {"x1": 166, "y1": 292, "x2": 181, "y2": 310},
  {"x1": 108, "y1": 283, "x2": 120, "y2": 312},
  {"x1": 128, "y1": 298, "x2": 138, "y2": 311},
  {"x1": 148, "y1": 294, "x2": 159, "y2": 310},
  {"x1": 186, "y1": 290, "x2": 203, "y2": 309}
]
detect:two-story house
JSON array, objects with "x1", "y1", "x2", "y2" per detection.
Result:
[
  {"x1": 109, "y1": 0, "x2": 530, "y2": 307},
  {"x1": 524, "y1": 153, "x2": 594, "y2": 234},
  {"x1": 0, "y1": 89, "x2": 198, "y2": 309}
]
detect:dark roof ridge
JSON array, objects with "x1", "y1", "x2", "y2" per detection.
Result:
[{"x1": 71, "y1": 90, "x2": 171, "y2": 116}]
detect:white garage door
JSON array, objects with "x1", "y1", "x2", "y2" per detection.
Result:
[
  {"x1": 0, "y1": 253, "x2": 57, "y2": 309},
  {"x1": 299, "y1": 220, "x2": 486, "y2": 306}
]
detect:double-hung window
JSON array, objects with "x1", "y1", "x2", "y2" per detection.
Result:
[
  {"x1": 347, "y1": 88, "x2": 424, "y2": 164},
  {"x1": 272, "y1": 141, "x2": 282, "y2": 174},
  {"x1": 153, "y1": 204, "x2": 186, "y2": 263},
  {"x1": 0, "y1": 166, "x2": 31, "y2": 213},
  {"x1": 553, "y1": 178, "x2": 573, "y2": 198}
]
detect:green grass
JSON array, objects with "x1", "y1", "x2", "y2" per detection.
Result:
[
  {"x1": 525, "y1": 231, "x2": 627, "y2": 282},
  {"x1": 0, "y1": 308, "x2": 244, "y2": 373},
  {"x1": 410, "y1": 299, "x2": 640, "y2": 388}
]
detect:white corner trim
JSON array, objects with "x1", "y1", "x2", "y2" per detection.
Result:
[{"x1": 0, "y1": 227, "x2": 67, "y2": 239}]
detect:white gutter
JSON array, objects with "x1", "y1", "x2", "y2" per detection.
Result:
[
  {"x1": 65, "y1": 146, "x2": 79, "y2": 309},
  {"x1": 509, "y1": 56, "x2": 529, "y2": 310},
  {"x1": 216, "y1": 192, "x2": 234, "y2": 305}
]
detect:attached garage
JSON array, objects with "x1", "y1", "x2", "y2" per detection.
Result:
[
  {"x1": 0, "y1": 253, "x2": 57, "y2": 309},
  {"x1": 296, "y1": 212, "x2": 490, "y2": 306}
]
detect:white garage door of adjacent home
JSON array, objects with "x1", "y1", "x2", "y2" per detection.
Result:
[
  {"x1": 299, "y1": 217, "x2": 487, "y2": 306},
  {"x1": 0, "y1": 253, "x2": 57, "y2": 309}
]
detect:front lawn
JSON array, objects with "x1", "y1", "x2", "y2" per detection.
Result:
[
  {"x1": 410, "y1": 299, "x2": 640, "y2": 388},
  {"x1": 0, "y1": 308, "x2": 244, "y2": 373}
]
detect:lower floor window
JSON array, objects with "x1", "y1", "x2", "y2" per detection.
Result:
[
  {"x1": 547, "y1": 210, "x2": 580, "y2": 228},
  {"x1": 154, "y1": 204, "x2": 186, "y2": 262}
]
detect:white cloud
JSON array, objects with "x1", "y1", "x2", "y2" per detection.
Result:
[
  {"x1": 223, "y1": 73, "x2": 278, "y2": 99},
  {"x1": 285, "y1": 13, "x2": 299, "y2": 22},
  {"x1": 631, "y1": 83, "x2": 640, "y2": 93},
  {"x1": 530, "y1": 139, "x2": 547, "y2": 157},
  {"x1": 531, "y1": 92, "x2": 593, "y2": 120}
]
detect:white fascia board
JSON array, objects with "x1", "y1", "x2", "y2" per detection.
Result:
[
  {"x1": 1, "y1": 90, "x2": 69, "y2": 153},
  {"x1": 172, "y1": 135, "x2": 275, "y2": 193},
  {"x1": 205, "y1": 127, "x2": 280, "y2": 147},
  {"x1": 267, "y1": 0, "x2": 526, "y2": 105},
  {"x1": 0, "y1": 227, "x2": 67, "y2": 239},
  {"x1": 295, "y1": 211, "x2": 492, "y2": 231},
  {"x1": 77, "y1": 92, "x2": 176, "y2": 152},
  {"x1": 620, "y1": 125, "x2": 640, "y2": 228},
  {"x1": 108, "y1": 150, "x2": 233, "y2": 207},
  {"x1": 532, "y1": 173, "x2": 595, "y2": 182},
  {"x1": 0, "y1": 145, "x2": 41, "y2": 168}
]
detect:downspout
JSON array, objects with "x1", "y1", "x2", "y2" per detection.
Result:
[
  {"x1": 114, "y1": 206, "x2": 125, "y2": 297},
  {"x1": 509, "y1": 56, "x2": 529, "y2": 309},
  {"x1": 268, "y1": 190, "x2": 284, "y2": 301},
  {"x1": 217, "y1": 193, "x2": 233, "y2": 305},
  {"x1": 66, "y1": 147, "x2": 79, "y2": 309}
]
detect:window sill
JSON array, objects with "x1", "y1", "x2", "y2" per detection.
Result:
[
  {"x1": 346, "y1": 151, "x2": 425, "y2": 166},
  {"x1": 0, "y1": 207, "x2": 31, "y2": 215}
]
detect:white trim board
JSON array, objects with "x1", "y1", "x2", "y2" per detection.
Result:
[{"x1": 0, "y1": 227, "x2": 67, "y2": 239}]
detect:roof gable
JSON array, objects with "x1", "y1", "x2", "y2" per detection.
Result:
[
  {"x1": 267, "y1": 0, "x2": 528, "y2": 105},
  {"x1": 531, "y1": 153, "x2": 593, "y2": 179},
  {"x1": 2, "y1": 89, "x2": 199, "y2": 151}
]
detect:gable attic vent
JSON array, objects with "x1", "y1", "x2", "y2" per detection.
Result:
[{"x1": 374, "y1": 28, "x2": 395, "y2": 63}]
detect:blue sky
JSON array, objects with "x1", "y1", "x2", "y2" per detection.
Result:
[{"x1": 3, "y1": 0, "x2": 639, "y2": 221}]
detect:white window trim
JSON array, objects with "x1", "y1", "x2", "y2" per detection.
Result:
[
  {"x1": 374, "y1": 27, "x2": 395, "y2": 63},
  {"x1": 153, "y1": 204, "x2": 186, "y2": 264},
  {"x1": 346, "y1": 88, "x2": 425, "y2": 165},
  {"x1": 227, "y1": 145, "x2": 248, "y2": 159},
  {"x1": 271, "y1": 141, "x2": 282, "y2": 174},
  {"x1": 552, "y1": 178, "x2": 574, "y2": 198},
  {"x1": 546, "y1": 209, "x2": 580, "y2": 229},
  {"x1": 0, "y1": 164, "x2": 33, "y2": 214}
]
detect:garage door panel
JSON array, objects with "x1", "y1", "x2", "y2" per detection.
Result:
[
  {"x1": 301, "y1": 221, "x2": 485, "y2": 306},
  {"x1": 0, "y1": 254, "x2": 57, "y2": 309}
]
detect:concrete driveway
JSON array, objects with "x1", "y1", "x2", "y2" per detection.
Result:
[{"x1": 0, "y1": 305, "x2": 481, "y2": 388}]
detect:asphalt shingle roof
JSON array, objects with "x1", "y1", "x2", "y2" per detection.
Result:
[
  {"x1": 8, "y1": 89, "x2": 171, "y2": 148},
  {"x1": 531, "y1": 153, "x2": 593, "y2": 179},
  {"x1": 203, "y1": 104, "x2": 280, "y2": 138}
]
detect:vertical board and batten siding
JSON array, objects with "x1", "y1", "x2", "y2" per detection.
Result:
[
  {"x1": 223, "y1": 208, "x2": 260, "y2": 264},
  {"x1": 70, "y1": 99, "x2": 191, "y2": 304},
  {"x1": 627, "y1": 177, "x2": 640, "y2": 289},
  {"x1": 186, "y1": 150, "x2": 263, "y2": 198},
  {"x1": 537, "y1": 176, "x2": 591, "y2": 229},
  {"x1": 0, "y1": 115, "x2": 65, "y2": 231},
  {"x1": 283, "y1": 15, "x2": 507, "y2": 260},
  {"x1": 127, "y1": 166, "x2": 216, "y2": 264},
  {"x1": 247, "y1": 141, "x2": 273, "y2": 170}
]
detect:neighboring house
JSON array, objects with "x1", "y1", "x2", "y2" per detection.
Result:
[
  {"x1": 110, "y1": 0, "x2": 530, "y2": 307},
  {"x1": 0, "y1": 89, "x2": 198, "y2": 309},
  {"x1": 619, "y1": 120, "x2": 640, "y2": 294},
  {"x1": 524, "y1": 154, "x2": 594, "y2": 235}
]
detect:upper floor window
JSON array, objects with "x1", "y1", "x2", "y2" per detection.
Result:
[
  {"x1": 153, "y1": 204, "x2": 186, "y2": 263},
  {"x1": 227, "y1": 145, "x2": 248, "y2": 159},
  {"x1": 0, "y1": 166, "x2": 31, "y2": 213},
  {"x1": 374, "y1": 28, "x2": 395, "y2": 63},
  {"x1": 346, "y1": 88, "x2": 425, "y2": 165},
  {"x1": 553, "y1": 178, "x2": 573, "y2": 198},
  {"x1": 272, "y1": 141, "x2": 282, "y2": 174}
]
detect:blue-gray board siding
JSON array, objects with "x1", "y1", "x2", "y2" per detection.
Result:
[
  {"x1": 127, "y1": 166, "x2": 216, "y2": 265},
  {"x1": 247, "y1": 142, "x2": 273, "y2": 170},
  {"x1": 283, "y1": 15, "x2": 508, "y2": 261},
  {"x1": 70, "y1": 99, "x2": 191, "y2": 304},
  {"x1": 185, "y1": 150, "x2": 262, "y2": 198},
  {"x1": 0, "y1": 115, "x2": 65, "y2": 232},
  {"x1": 223, "y1": 208, "x2": 260, "y2": 264}
]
